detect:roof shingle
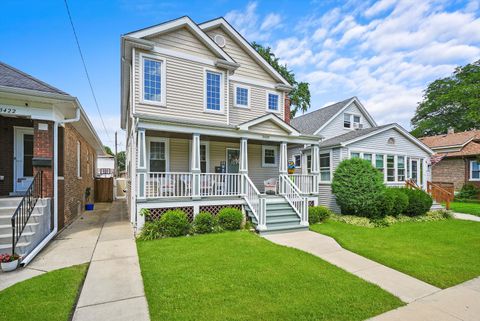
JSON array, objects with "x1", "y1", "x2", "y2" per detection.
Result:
[
  {"x1": 419, "y1": 130, "x2": 480, "y2": 148},
  {"x1": 319, "y1": 124, "x2": 392, "y2": 148}
]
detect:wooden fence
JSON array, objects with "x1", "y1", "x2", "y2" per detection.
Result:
[{"x1": 95, "y1": 177, "x2": 113, "y2": 202}]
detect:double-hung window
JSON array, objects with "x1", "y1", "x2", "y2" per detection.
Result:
[
  {"x1": 387, "y1": 155, "x2": 395, "y2": 182},
  {"x1": 343, "y1": 113, "x2": 361, "y2": 129},
  {"x1": 363, "y1": 153, "x2": 372, "y2": 163},
  {"x1": 205, "y1": 70, "x2": 223, "y2": 112},
  {"x1": 293, "y1": 154, "x2": 301, "y2": 168},
  {"x1": 234, "y1": 85, "x2": 249, "y2": 108},
  {"x1": 376, "y1": 154, "x2": 384, "y2": 175},
  {"x1": 343, "y1": 113, "x2": 351, "y2": 128},
  {"x1": 319, "y1": 153, "x2": 331, "y2": 182},
  {"x1": 351, "y1": 152, "x2": 360, "y2": 158},
  {"x1": 470, "y1": 160, "x2": 480, "y2": 180},
  {"x1": 397, "y1": 156, "x2": 405, "y2": 181},
  {"x1": 142, "y1": 56, "x2": 165, "y2": 104},
  {"x1": 149, "y1": 141, "x2": 167, "y2": 172},
  {"x1": 262, "y1": 146, "x2": 277, "y2": 167},
  {"x1": 267, "y1": 92, "x2": 280, "y2": 112}
]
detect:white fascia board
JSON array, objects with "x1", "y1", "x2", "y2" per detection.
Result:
[
  {"x1": 237, "y1": 114, "x2": 300, "y2": 136},
  {"x1": 199, "y1": 18, "x2": 292, "y2": 87},
  {"x1": 126, "y1": 16, "x2": 235, "y2": 64}
]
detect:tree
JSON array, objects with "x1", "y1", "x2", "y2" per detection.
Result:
[
  {"x1": 104, "y1": 146, "x2": 114, "y2": 156},
  {"x1": 411, "y1": 60, "x2": 480, "y2": 137},
  {"x1": 252, "y1": 42, "x2": 311, "y2": 118},
  {"x1": 116, "y1": 151, "x2": 126, "y2": 172}
]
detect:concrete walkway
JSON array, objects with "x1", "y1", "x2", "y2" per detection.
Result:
[
  {"x1": 72, "y1": 201, "x2": 149, "y2": 321},
  {"x1": 453, "y1": 212, "x2": 480, "y2": 222},
  {"x1": 264, "y1": 231, "x2": 440, "y2": 303},
  {"x1": 369, "y1": 277, "x2": 480, "y2": 321}
]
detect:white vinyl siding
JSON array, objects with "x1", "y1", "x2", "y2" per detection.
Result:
[
  {"x1": 249, "y1": 120, "x2": 288, "y2": 136},
  {"x1": 319, "y1": 102, "x2": 373, "y2": 139}
]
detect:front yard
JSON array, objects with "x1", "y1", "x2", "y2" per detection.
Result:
[
  {"x1": 137, "y1": 231, "x2": 403, "y2": 321},
  {"x1": 449, "y1": 201, "x2": 480, "y2": 216},
  {"x1": 311, "y1": 219, "x2": 480, "y2": 288}
]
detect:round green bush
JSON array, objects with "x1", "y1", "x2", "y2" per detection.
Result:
[
  {"x1": 193, "y1": 211, "x2": 215, "y2": 234},
  {"x1": 400, "y1": 188, "x2": 433, "y2": 216},
  {"x1": 217, "y1": 208, "x2": 243, "y2": 230},
  {"x1": 375, "y1": 189, "x2": 395, "y2": 218},
  {"x1": 159, "y1": 209, "x2": 190, "y2": 237},
  {"x1": 332, "y1": 158, "x2": 385, "y2": 218},
  {"x1": 457, "y1": 183, "x2": 480, "y2": 199},
  {"x1": 308, "y1": 206, "x2": 331, "y2": 224},
  {"x1": 389, "y1": 188, "x2": 409, "y2": 216}
]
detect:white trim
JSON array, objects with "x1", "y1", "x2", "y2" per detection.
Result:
[
  {"x1": 146, "y1": 136, "x2": 170, "y2": 172},
  {"x1": 470, "y1": 160, "x2": 480, "y2": 181},
  {"x1": 265, "y1": 91, "x2": 281, "y2": 114},
  {"x1": 230, "y1": 75, "x2": 278, "y2": 90},
  {"x1": 139, "y1": 53, "x2": 167, "y2": 107},
  {"x1": 127, "y1": 16, "x2": 235, "y2": 63},
  {"x1": 233, "y1": 84, "x2": 250, "y2": 109},
  {"x1": 13, "y1": 126, "x2": 34, "y2": 193},
  {"x1": 199, "y1": 18, "x2": 292, "y2": 87},
  {"x1": 152, "y1": 46, "x2": 217, "y2": 67},
  {"x1": 137, "y1": 198, "x2": 245, "y2": 209},
  {"x1": 237, "y1": 113, "x2": 300, "y2": 136},
  {"x1": 262, "y1": 145, "x2": 278, "y2": 168},
  {"x1": 203, "y1": 68, "x2": 225, "y2": 114}
]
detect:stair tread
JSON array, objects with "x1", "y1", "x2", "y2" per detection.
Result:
[
  {"x1": 0, "y1": 222, "x2": 39, "y2": 229},
  {"x1": 0, "y1": 241, "x2": 30, "y2": 249},
  {"x1": 0, "y1": 231, "x2": 35, "y2": 238},
  {"x1": 267, "y1": 217, "x2": 300, "y2": 223}
]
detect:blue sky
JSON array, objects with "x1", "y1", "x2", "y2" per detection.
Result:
[{"x1": 1, "y1": 0, "x2": 479, "y2": 150}]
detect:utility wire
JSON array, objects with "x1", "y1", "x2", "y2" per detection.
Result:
[{"x1": 64, "y1": 0, "x2": 111, "y2": 144}]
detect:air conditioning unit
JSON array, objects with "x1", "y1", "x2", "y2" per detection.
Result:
[{"x1": 353, "y1": 123, "x2": 363, "y2": 130}]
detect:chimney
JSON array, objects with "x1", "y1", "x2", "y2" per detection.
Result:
[
  {"x1": 447, "y1": 127, "x2": 455, "y2": 134},
  {"x1": 284, "y1": 95, "x2": 291, "y2": 124}
]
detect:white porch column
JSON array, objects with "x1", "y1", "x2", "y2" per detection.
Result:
[
  {"x1": 311, "y1": 144, "x2": 320, "y2": 194},
  {"x1": 422, "y1": 158, "x2": 429, "y2": 190},
  {"x1": 239, "y1": 138, "x2": 248, "y2": 174},
  {"x1": 279, "y1": 142, "x2": 288, "y2": 175},
  {"x1": 191, "y1": 133, "x2": 201, "y2": 199},
  {"x1": 301, "y1": 153, "x2": 308, "y2": 175},
  {"x1": 136, "y1": 128, "x2": 146, "y2": 200}
]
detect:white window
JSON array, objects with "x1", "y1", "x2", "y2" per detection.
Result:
[
  {"x1": 397, "y1": 156, "x2": 405, "y2": 181},
  {"x1": 470, "y1": 160, "x2": 480, "y2": 181},
  {"x1": 386, "y1": 155, "x2": 395, "y2": 182},
  {"x1": 375, "y1": 154, "x2": 384, "y2": 175},
  {"x1": 234, "y1": 85, "x2": 249, "y2": 108},
  {"x1": 320, "y1": 152, "x2": 331, "y2": 182},
  {"x1": 293, "y1": 154, "x2": 301, "y2": 168},
  {"x1": 77, "y1": 141, "x2": 81, "y2": 178},
  {"x1": 363, "y1": 153, "x2": 372, "y2": 162},
  {"x1": 142, "y1": 55, "x2": 166, "y2": 105},
  {"x1": 343, "y1": 113, "x2": 351, "y2": 128},
  {"x1": 147, "y1": 138, "x2": 169, "y2": 172},
  {"x1": 343, "y1": 113, "x2": 361, "y2": 129},
  {"x1": 266, "y1": 92, "x2": 280, "y2": 112},
  {"x1": 351, "y1": 152, "x2": 360, "y2": 158},
  {"x1": 205, "y1": 70, "x2": 223, "y2": 112},
  {"x1": 262, "y1": 146, "x2": 278, "y2": 167}
]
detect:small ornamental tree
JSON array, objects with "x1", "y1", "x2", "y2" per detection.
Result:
[{"x1": 332, "y1": 158, "x2": 385, "y2": 217}]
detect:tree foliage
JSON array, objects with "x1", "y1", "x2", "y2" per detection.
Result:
[
  {"x1": 252, "y1": 42, "x2": 311, "y2": 117},
  {"x1": 104, "y1": 146, "x2": 114, "y2": 156},
  {"x1": 116, "y1": 151, "x2": 126, "y2": 172},
  {"x1": 411, "y1": 60, "x2": 480, "y2": 137}
]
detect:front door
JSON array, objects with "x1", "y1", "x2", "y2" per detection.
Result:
[
  {"x1": 226, "y1": 148, "x2": 239, "y2": 173},
  {"x1": 14, "y1": 127, "x2": 34, "y2": 192}
]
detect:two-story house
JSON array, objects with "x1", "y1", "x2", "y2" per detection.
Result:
[
  {"x1": 289, "y1": 97, "x2": 435, "y2": 212},
  {"x1": 121, "y1": 17, "x2": 322, "y2": 233}
]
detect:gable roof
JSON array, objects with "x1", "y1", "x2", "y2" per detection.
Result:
[
  {"x1": 0, "y1": 61, "x2": 69, "y2": 96},
  {"x1": 420, "y1": 130, "x2": 480, "y2": 149},
  {"x1": 319, "y1": 123, "x2": 434, "y2": 154},
  {"x1": 125, "y1": 16, "x2": 235, "y2": 64},
  {"x1": 237, "y1": 113, "x2": 300, "y2": 136},
  {"x1": 199, "y1": 17, "x2": 292, "y2": 87}
]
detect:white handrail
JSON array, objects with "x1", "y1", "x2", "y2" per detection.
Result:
[
  {"x1": 243, "y1": 174, "x2": 266, "y2": 230},
  {"x1": 144, "y1": 172, "x2": 193, "y2": 198},
  {"x1": 279, "y1": 175, "x2": 308, "y2": 225},
  {"x1": 199, "y1": 173, "x2": 242, "y2": 197},
  {"x1": 288, "y1": 174, "x2": 315, "y2": 194}
]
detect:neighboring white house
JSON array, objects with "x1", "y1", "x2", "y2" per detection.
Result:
[
  {"x1": 97, "y1": 155, "x2": 115, "y2": 177},
  {"x1": 289, "y1": 97, "x2": 434, "y2": 212}
]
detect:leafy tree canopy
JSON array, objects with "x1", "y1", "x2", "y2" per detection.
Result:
[
  {"x1": 411, "y1": 60, "x2": 480, "y2": 137},
  {"x1": 116, "y1": 151, "x2": 126, "y2": 172},
  {"x1": 252, "y1": 42, "x2": 311, "y2": 118},
  {"x1": 104, "y1": 146, "x2": 114, "y2": 156}
]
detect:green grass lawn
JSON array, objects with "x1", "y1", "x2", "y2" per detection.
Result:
[
  {"x1": 0, "y1": 264, "x2": 88, "y2": 321},
  {"x1": 137, "y1": 231, "x2": 403, "y2": 321},
  {"x1": 449, "y1": 201, "x2": 480, "y2": 216},
  {"x1": 311, "y1": 220, "x2": 480, "y2": 288}
]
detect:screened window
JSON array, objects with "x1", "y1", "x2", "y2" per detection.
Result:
[
  {"x1": 397, "y1": 156, "x2": 405, "y2": 181},
  {"x1": 387, "y1": 155, "x2": 395, "y2": 182},
  {"x1": 143, "y1": 58, "x2": 163, "y2": 102},
  {"x1": 293, "y1": 154, "x2": 301, "y2": 168},
  {"x1": 262, "y1": 146, "x2": 277, "y2": 167},
  {"x1": 267, "y1": 93, "x2": 279, "y2": 111},
  {"x1": 150, "y1": 141, "x2": 166, "y2": 172},
  {"x1": 353, "y1": 115, "x2": 361, "y2": 125},
  {"x1": 351, "y1": 152, "x2": 360, "y2": 158},
  {"x1": 471, "y1": 161, "x2": 480, "y2": 180},
  {"x1": 320, "y1": 153, "x2": 331, "y2": 181},
  {"x1": 376, "y1": 154, "x2": 384, "y2": 175},
  {"x1": 235, "y1": 86, "x2": 249, "y2": 107},
  {"x1": 343, "y1": 113, "x2": 351, "y2": 128},
  {"x1": 206, "y1": 71, "x2": 222, "y2": 111}
]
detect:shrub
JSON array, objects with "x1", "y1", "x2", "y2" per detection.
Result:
[
  {"x1": 193, "y1": 211, "x2": 215, "y2": 234},
  {"x1": 332, "y1": 158, "x2": 385, "y2": 218},
  {"x1": 308, "y1": 206, "x2": 331, "y2": 224},
  {"x1": 375, "y1": 190, "x2": 395, "y2": 218},
  {"x1": 389, "y1": 188, "x2": 409, "y2": 216},
  {"x1": 138, "y1": 220, "x2": 162, "y2": 240},
  {"x1": 217, "y1": 208, "x2": 243, "y2": 230},
  {"x1": 457, "y1": 183, "x2": 480, "y2": 199},
  {"x1": 159, "y1": 210, "x2": 190, "y2": 237},
  {"x1": 330, "y1": 214, "x2": 375, "y2": 228},
  {"x1": 400, "y1": 188, "x2": 433, "y2": 216}
]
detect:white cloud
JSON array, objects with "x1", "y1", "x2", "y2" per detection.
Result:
[
  {"x1": 364, "y1": 0, "x2": 398, "y2": 18},
  {"x1": 261, "y1": 13, "x2": 282, "y2": 30}
]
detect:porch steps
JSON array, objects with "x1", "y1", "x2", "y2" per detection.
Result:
[
  {"x1": 430, "y1": 201, "x2": 445, "y2": 211},
  {"x1": 245, "y1": 197, "x2": 308, "y2": 234}
]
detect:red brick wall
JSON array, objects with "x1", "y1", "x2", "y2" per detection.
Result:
[
  {"x1": 432, "y1": 158, "x2": 466, "y2": 191},
  {"x1": 62, "y1": 123, "x2": 96, "y2": 225},
  {"x1": 33, "y1": 121, "x2": 54, "y2": 198},
  {"x1": 284, "y1": 96, "x2": 291, "y2": 124}
]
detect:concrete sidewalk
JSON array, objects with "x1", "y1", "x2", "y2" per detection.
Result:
[
  {"x1": 453, "y1": 212, "x2": 480, "y2": 222},
  {"x1": 72, "y1": 201, "x2": 150, "y2": 321},
  {"x1": 264, "y1": 231, "x2": 440, "y2": 303}
]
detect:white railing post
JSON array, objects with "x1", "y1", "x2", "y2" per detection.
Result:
[
  {"x1": 136, "y1": 128, "x2": 147, "y2": 199},
  {"x1": 311, "y1": 145, "x2": 320, "y2": 194},
  {"x1": 258, "y1": 197, "x2": 267, "y2": 230},
  {"x1": 239, "y1": 138, "x2": 248, "y2": 195},
  {"x1": 191, "y1": 133, "x2": 201, "y2": 200},
  {"x1": 302, "y1": 196, "x2": 309, "y2": 226}
]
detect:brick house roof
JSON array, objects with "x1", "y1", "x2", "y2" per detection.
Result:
[{"x1": 420, "y1": 129, "x2": 480, "y2": 158}]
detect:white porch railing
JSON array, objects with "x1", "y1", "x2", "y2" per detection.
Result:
[
  {"x1": 288, "y1": 174, "x2": 316, "y2": 194},
  {"x1": 199, "y1": 173, "x2": 242, "y2": 197},
  {"x1": 243, "y1": 174, "x2": 266, "y2": 230},
  {"x1": 145, "y1": 172, "x2": 193, "y2": 198},
  {"x1": 279, "y1": 175, "x2": 308, "y2": 225}
]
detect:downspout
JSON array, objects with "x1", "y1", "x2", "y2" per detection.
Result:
[{"x1": 22, "y1": 106, "x2": 80, "y2": 265}]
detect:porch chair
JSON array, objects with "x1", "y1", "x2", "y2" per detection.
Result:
[{"x1": 264, "y1": 178, "x2": 277, "y2": 195}]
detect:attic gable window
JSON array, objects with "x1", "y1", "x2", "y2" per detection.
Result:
[
  {"x1": 142, "y1": 55, "x2": 166, "y2": 105},
  {"x1": 344, "y1": 113, "x2": 362, "y2": 129}
]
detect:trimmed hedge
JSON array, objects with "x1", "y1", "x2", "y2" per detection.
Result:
[
  {"x1": 377, "y1": 188, "x2": 409, "y2": 217},
  {"x1": 159, "y1": 210, "x2": 190, "y2": 237},
  {"x1": 332, "y1": 158, "x2": 385, "y2": 218},
  {"x1": 138, "y1": 220, "x2": 162, "y2": 240},
  {"x1": 400, "y1": 188, "x2": 433, "y2": 216},
  {"x1": 217, "y1": 208, "x2": 243, "y2": 231},
  {"x1": 193, "y1": 211, "x2": 215, "y2": 234},
  {"x1": 457, "y1": 183, "x2": 480, "y2": 199},
  {"x1": 309, "y1": 206, "x2": 332, "y2": 224}
]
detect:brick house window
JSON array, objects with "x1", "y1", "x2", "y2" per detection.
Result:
[
  {"x1": 470, "y1": 160, "x2": 480, "y2": 181},
  {"x1": 77, "y1": 141, "x2": 81, "y2": 178}
]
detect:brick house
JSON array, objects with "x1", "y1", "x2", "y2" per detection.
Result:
[
  {"x1": 420, "y1": 128, "x2": 480, "y2": 193},
  {"x1": 0, "y1": 61, "x2": 104, "y2": 264}
]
